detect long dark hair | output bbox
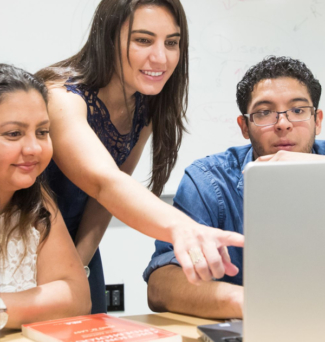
[36,0,189,196]
[0,64,53,263]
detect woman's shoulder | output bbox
[64,82,95,101]
[47,83,88,121]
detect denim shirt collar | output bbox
[237,146,254,194]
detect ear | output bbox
[237,115,250,139]
[315,109,323,136]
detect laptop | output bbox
[198,161,325,342]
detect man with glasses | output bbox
[143,56,324,319]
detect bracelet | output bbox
[0,298,8,330]
[84,266,90,278]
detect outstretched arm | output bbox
[48,87,244,285]
[74,121,152,266]
[2,199,91,329]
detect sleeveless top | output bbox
[46,84,149,236]
[0,215,39,293]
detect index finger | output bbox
[216,231,244,248]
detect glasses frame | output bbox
[243,106,316,127]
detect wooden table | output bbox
[0,312,221,342]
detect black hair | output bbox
[0,63,48,105]
[236,56,322,115]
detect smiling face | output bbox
[0,90,53,207]
[237,77,323,159]
[116,5,181,96]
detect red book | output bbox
[22,313,181,342]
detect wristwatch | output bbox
[0,297,8,330]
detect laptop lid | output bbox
[243,161,325,342]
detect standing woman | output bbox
[37,0,243,313]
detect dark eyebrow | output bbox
[0,121,28,128]
[166,32,181,38]
[131,30,181,38]
[0,119,50,128]
[289,97,310,104]
[251,97,311,112]
[251,100,273,111]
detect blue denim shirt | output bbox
[143,141,325,285]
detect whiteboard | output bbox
[1,0,325,194]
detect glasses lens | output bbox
[253,111,277,126]
[288,107,312,122]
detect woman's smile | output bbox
[12,161,39,172]
[140,69,166,81]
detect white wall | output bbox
[99,195,173,316]
[99,221,154,316]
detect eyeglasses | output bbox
[243,106,316,127]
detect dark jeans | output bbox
[88,248,107,314]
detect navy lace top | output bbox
[46,84,149,236]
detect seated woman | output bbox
[0,64,91,330]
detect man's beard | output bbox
[248,128,316,160]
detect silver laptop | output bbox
[198,161,325,342]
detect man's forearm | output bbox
[147,265,243,319]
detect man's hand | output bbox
[256,150,325,162]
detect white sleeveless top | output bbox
[0,216,40,293]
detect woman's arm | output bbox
[2,200,91,329]
[48,87,244,284]
[74,122,153,266]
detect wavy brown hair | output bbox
[36,0,189,196]
[0,64,53,264]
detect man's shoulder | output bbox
[314,140,325,155]
[187,144,252,174]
